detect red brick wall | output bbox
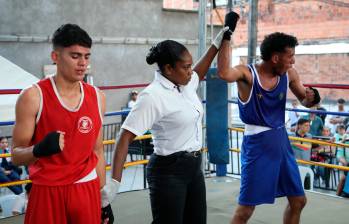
[292,53,349,101]
[164,0,349,45]
[232,0,349,46]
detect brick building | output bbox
[164,0,349,101]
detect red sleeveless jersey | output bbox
[29,77,101,186]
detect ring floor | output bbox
[1,176,348,224]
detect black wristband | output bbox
[222,30,232,41]
[33,132,61,158]
[101,204,114,224]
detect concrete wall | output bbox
[0,0,217,118]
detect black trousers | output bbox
[146,151,207,224]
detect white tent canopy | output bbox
[0,55,39,122]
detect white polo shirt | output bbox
[122,70,203,156]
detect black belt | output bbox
[156,150,202,158]
[186,150,201,157]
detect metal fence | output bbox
[2,123,349,195]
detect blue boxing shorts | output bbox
[238,127,304,206]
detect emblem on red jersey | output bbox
[78,116,93,133]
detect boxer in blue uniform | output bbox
[217,12,320,224]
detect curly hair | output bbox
[260,32,298,61]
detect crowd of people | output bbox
[286,98,349,197]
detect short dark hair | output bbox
[146,40,188,73]
[337,98,345,104]
[297,118,310,126]
[260,32,298,61]
[337,124,346,130]
[52,24,92,49]
[0,136,7,142]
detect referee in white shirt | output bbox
[105,28,230,224]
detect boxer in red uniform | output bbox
[11,24,113,223]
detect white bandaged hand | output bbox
[212,26,230,49]
[101,178,121,207]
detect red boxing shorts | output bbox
[25,178,101,224]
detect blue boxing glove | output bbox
[32,131,63,157]
[223,11,240,41]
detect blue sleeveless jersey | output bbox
[238,64,288,128]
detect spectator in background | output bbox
[320,126,333,138]
[290,118,312,162]
[302,109,323,136]
[311,126,335,188]
[287,99,300,132]
[127,90,138,109]
[12,183,32,216]
[336,130,349,197]
[315,101,327,124]
[329,98,346,134]
[0,137,22,177]
[0,137,9,154]
[334,124,346,142]
[312,126,335,161]
[0,167,22,195]
[343,116,349,131]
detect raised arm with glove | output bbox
[222,11,240,41]
[212,11,240,49]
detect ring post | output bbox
[206,68,229,176]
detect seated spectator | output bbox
[127,90,138,109]
[289,118,314,189]
[344,117,349,132]
[301,109,323,137]
[329,98,346,134]
[316,101,327,124]
[290,118,312,162]
[311,126,335,188]
[334,125,346,142]
[0,136,10,154]
[312,126,335,162]
[0,167,23,195]
[12,183,32,216]
[336,133,349,196]
[0,137,22,177]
